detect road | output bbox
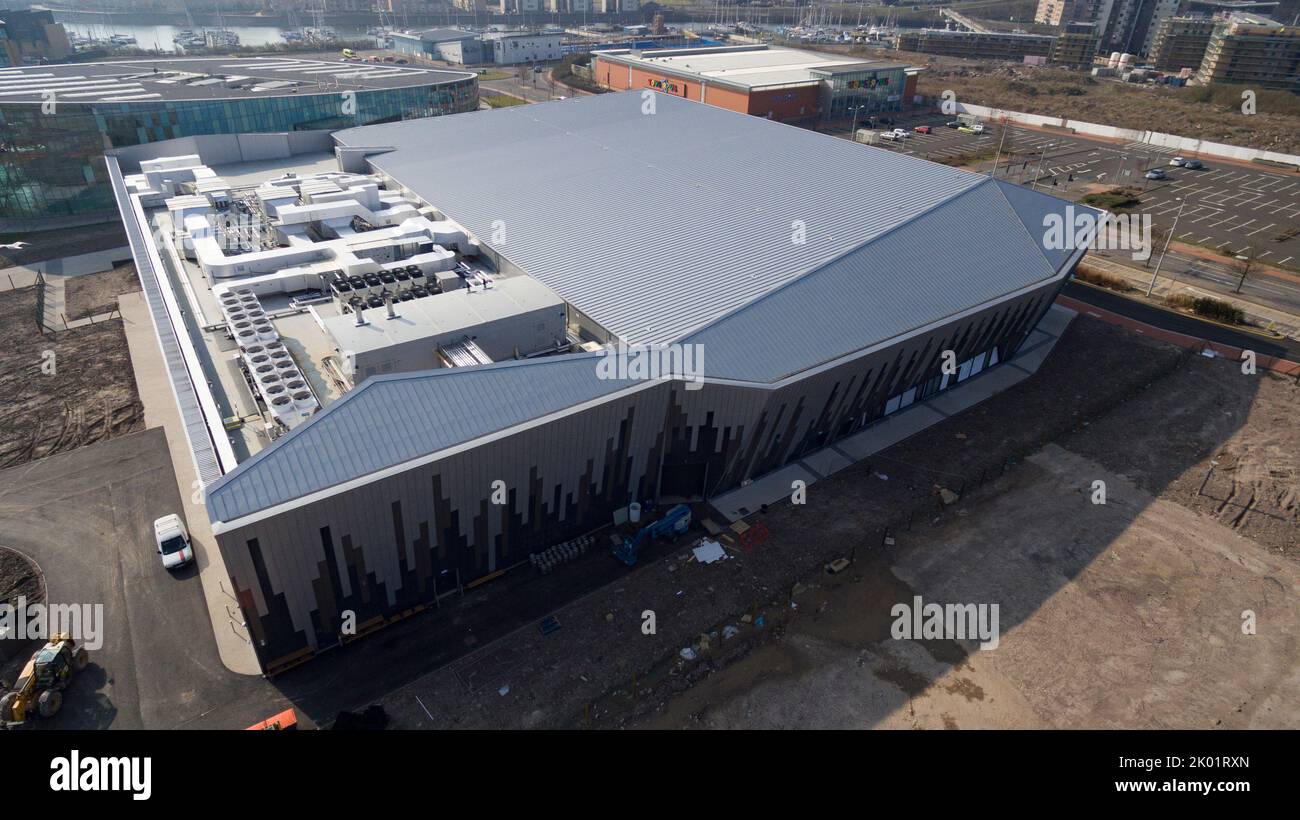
[1061,280,1300,363]
[1094,246,1300,315]
[480,69,566,104]
[0,428,270,729]
[857,114,1300,274]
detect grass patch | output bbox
[1074,263,1132,293]
[483,94,527,108]
[931,150,996,168]
[1081,187,1141,211]
[477,70,511,81]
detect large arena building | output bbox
[0,57,477,227]
[110,90,1090,673]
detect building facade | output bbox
[0,8,70,66]
[0,58,477,226]
[897,28,1056,61]
[390,28,487,64]
[1050,22,1102,65]
[594,45,913,125]
[1194,13,1300,89]
[484,32,565,64]
[1149,15,1217,71]
[1035,0,1187,55]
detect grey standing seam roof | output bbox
[336,91,988,345]
[205,354,640,523]
[208,96,1090,524]
[685,179,1083,382]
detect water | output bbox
[58,21,374,53]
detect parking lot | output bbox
[853,114,1300,275]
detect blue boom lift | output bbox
[612,504,691,567]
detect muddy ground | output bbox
[0,546,44,665]
[825,41,1300,154]
[365,315,1298,729]
[0,287,144,470]
[64,264,141,321]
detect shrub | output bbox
[1190,297,1244,324]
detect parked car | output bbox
[153,514,194,570]
[533,65,543,73]
[957,126,975,134]
[1145,168,1167,180]
[946,120,963,128]
[880,130,904,141]
[971,122,986,134]
[1169,156,1187,167]
[1182,159,1204,170]
[914,125,932,134]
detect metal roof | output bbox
[685,179,1081,382]
[206,96,1089,522]
[396,28,481,43]
[599,45,902,89]
[205,353,643,523]
[0,57,473,104]
[336,91,986,345]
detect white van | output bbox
[154,514,194,570]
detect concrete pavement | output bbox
[1083,253,1300,340]
[118,289,262,676]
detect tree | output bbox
[1232,246,1258,293]
[1146,224,1171,270]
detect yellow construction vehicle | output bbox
[0,633,88,727]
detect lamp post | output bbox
[850,102,865,137]
[1146,197,1184,297]
[1031,142,1053,190]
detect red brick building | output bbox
[593,44,917,125]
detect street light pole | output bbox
[1146,197,1184,297]
[1031,142,1052,190]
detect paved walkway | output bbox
[118,289,263,676]
[1082,254,1300,339]
[709,304,1077,522]
[1057,292,1300,376]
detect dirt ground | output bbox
[0,286,144,470]
[912,64,1300,154]
[64,263,141,320]
[363,315,1298,729]
[639,441,1299,729]
[0,545,43,614]
[0,546,44,665]
[824,39,1300,154]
